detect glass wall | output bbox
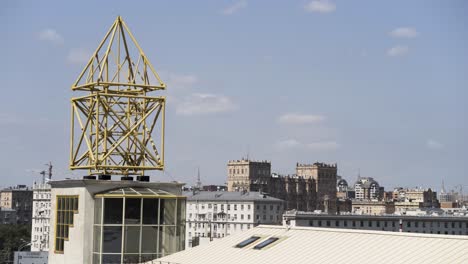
[93,196,185,264]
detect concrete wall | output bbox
[48,187,95,264]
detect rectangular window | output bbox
[55,195,79,253]
[253,237,279,250]
[235,236,260,248]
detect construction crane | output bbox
[38,162,53,184]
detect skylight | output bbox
[253,237,279,250]
[235,236,261,248]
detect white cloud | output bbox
[162,72,198,88]
[67,49,92,64]
[278,113,326,125]
[222,0,247,15]
[275,139,301,149]
[306,141,340,151]
[427,139,444,150]
[389,27,419,38]
[176,93,238,115]
[37,28,64,45]
[304,0,336,13]
[387,45,409,57]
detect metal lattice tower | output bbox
[70,16,165,177]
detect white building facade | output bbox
[185,191,284,248]
[31,183,52,252]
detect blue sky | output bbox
[1,0,467,192]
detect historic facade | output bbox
[227,159,337,212]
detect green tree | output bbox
[0,224,31,264]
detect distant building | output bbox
[227,159,337,212]
[336,176,355,199]
[31,182,52,252]
[154,225,468,264]
[185,191,284,248]
[283,211,468,236]
[351,200,395,215]
[354,177,383,201]
[0,208,16,224]
[227,159,271,192]
[393,188,439,213]
[0,185,33,224]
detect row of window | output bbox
[228,168,269,175]
[308,219,468,231]
[189,222,252,230]
[190,213,280,222]
[188,223,253,238]
[189,203,281,212]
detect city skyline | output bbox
[1,0,467,189]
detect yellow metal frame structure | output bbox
[70,16,166,176]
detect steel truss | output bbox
[70,16,166,176]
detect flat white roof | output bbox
[154,225,468,264]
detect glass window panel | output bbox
[57,198,62,210]
[104,198,123,224]
[140,254,158,263]
[253,237,280,250]
[103,226,123,253]
[64,226,69,238]
[162,226,176,256]
[125,198,141,225]
[157,226,163,255]
[177,199,186,226]
[142,199,159,225]
[69,211,74,225]
[163,199,176,225]
[176,223,185,252]
[64,198,69,211]
[123,254,140,263]
[94,198,102,225]
[124,226,140,253]
[159,199,165,224]
[74,197,79,211]
[141,226,158,253]
[102,254,121,263]
[93,226,101,253]
[235,236,261,248]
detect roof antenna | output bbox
[196,167,202,191]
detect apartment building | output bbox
[185,191,284,248]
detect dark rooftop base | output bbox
[83,175,96,180]
[98,175,112,180]
[121,176,134,181]
[137,176,150,182]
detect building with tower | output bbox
[227,159,337,212]
[47,17,187,264]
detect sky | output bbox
[1,0,467,192]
